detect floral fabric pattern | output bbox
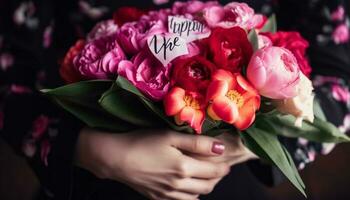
[0,0,349,199]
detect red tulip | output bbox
[206,70,260,130]
[164,87,206,133]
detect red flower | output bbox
[164,87,206,133]
[113,7,147,26]
[207,70,260,130]
[207,27,253,73]
[263,31,312,77]
[171,56,217,94]
[59,39,86,83]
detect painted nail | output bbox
[212,141,225,154]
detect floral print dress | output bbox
[0,0,349,199]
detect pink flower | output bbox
[332,24,349,44]
[32,115,50,140]
[257,34,272,49]
[117,19,166,55]
[203,2,263,30]
[153,0,169,5]
[118,49,170,101]
[331,6,345,21]
[73,35,126,79]
[43,24,53,48]
[87,20,118,42]
[0,53,14,70]
[10,84,32,94]
[172,1,219,15]
[332,84,350,102]
[40,140,51,166]
[247,46,301,99]
[144,9,172,23]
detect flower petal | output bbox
[206,80,229,101]
[179,107,205,133]
[164,87,186,116]
[234,98,258,130]
[212,69,236,87]
[211,96,239,124]
[207,104,221,121]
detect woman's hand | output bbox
[75,128,230,200]
[189,133,257,166]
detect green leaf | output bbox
[42,80,134,132]
[241,128,306,197]
[99,84,161,127]
[42,80,112,98]
[52,96,133,132]
[116,76,144,97]
[248,29,259,51]
[116,76,194,133]
[141,97,194,133]
[256,113,350,143]
[261,14,277,33]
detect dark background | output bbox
[1,137,350,200]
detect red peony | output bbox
[171,56,217,94]
[59,39,86,83]
[207,27,253,73]
[263,31,312,77]
[113,7,147,26]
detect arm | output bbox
[75,128,230,200]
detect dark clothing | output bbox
[0,0,349,199]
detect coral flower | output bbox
[164,87,206,133]
[207,70,260,130]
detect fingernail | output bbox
[212,142,225,154]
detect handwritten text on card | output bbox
[147,34,188,66]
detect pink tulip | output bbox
[247,46,301,99]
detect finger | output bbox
[178,157,230,179]
[172,134,225,156]
[159,191,199,200]
[174,178,222,195]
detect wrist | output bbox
[74,128,129,179]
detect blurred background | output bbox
[1,137,350,200]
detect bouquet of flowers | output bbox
[43,1,350,196]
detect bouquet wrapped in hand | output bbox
[43,1,350,196]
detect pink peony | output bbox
[172,1,219,15]
[117,19,166,55]
[203,2,263,30]
[73,35,126,79]
[332,24,349,44]
[118,49,171,101]
[257,34,272,49]
[87,20,118,42]
[247,46,301,99]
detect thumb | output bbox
[172,133,225,156]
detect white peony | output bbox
[274,73,315,127]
